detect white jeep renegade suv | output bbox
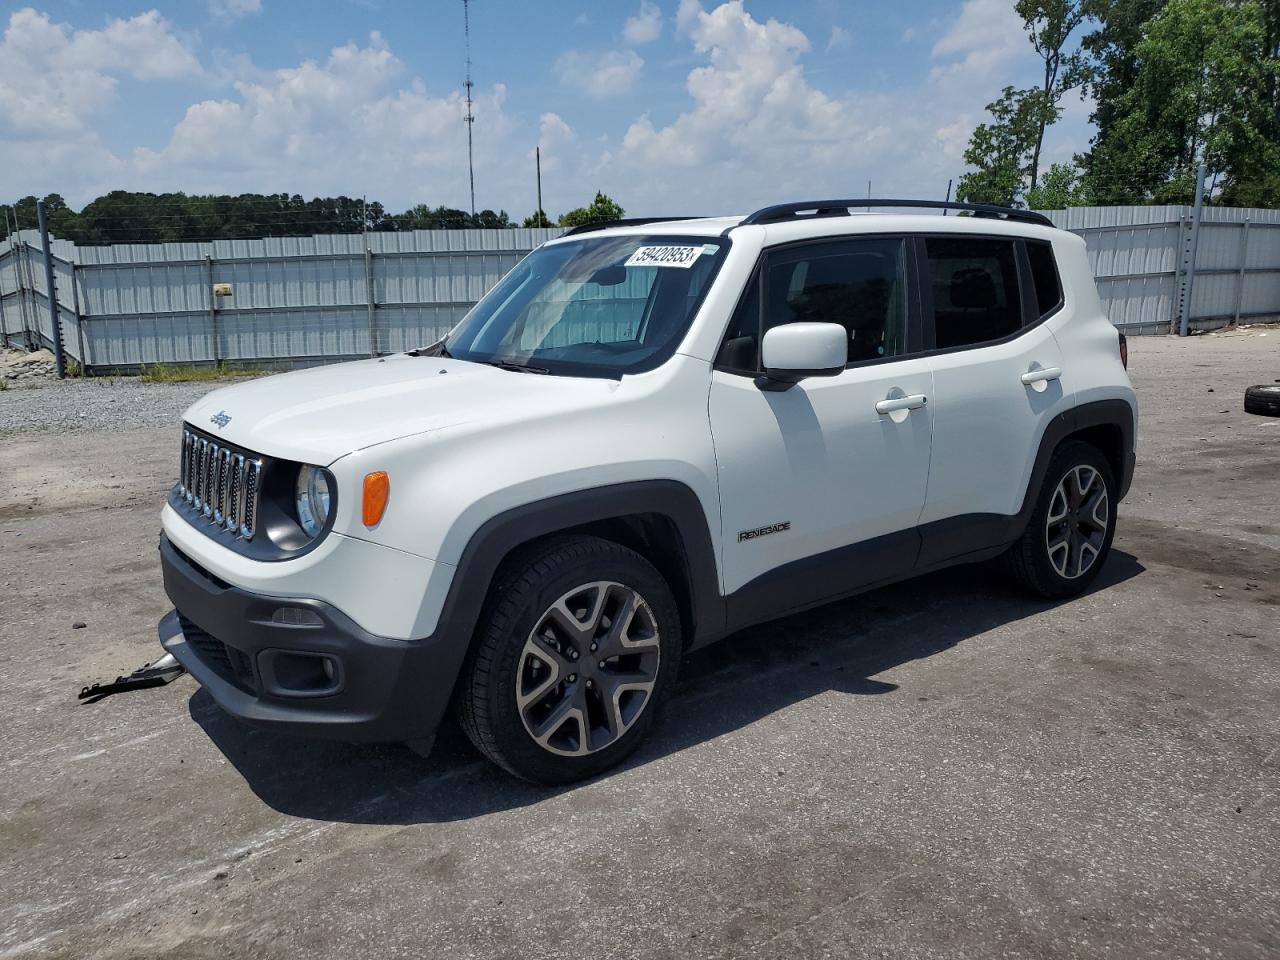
[158,199,1137,783]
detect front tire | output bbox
[456,535,681,784]
[1006,441,1117,599]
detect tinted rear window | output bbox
[924,237,1021,349]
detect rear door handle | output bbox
[1021,367,1062,385]
[875,394,928,414]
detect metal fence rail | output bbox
[2,207,1277,372]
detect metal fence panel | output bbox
[3,213,1277,369]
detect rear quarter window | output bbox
[1026,241,1063,318]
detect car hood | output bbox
[182,354,619,465]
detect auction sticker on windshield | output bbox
[625,245,702,268]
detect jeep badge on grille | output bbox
[210,411,232,429]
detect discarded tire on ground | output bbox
[1244,384,1280,417]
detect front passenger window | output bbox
[767,239,907,364]
[716,237,909,372]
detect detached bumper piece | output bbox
[157,534,457,742]
[78,653,187,703]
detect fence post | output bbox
[71,262,88,375]
[0,243,8,346]
[1178,162,1207,337]
[36,200,66,378]
[365,244,376,357]
[1232,219,1250,327]
[206,254,220,368]
[17,237,34,350]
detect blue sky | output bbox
[0,1,1094,220]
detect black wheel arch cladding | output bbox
[433,480,726,652]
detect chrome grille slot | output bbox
[184,433,196,505]
[178,426,265,541]
[202,442,217,518]
[179,431,190,498]
[195,438,209,511]
[226,454,243,531]
[215,447,232,524]
[242,459,261,538]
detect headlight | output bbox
[294,465,332,538]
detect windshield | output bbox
[442,234,730,378]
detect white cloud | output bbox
[623,1,663,44]
[580,0,1046,213]
[902,26,917,42]
[826,25,850,51]
[0,7,200,134]
[554,49,644,97]
[609,0,887,208]
[209,0,263,19]
[2,1,1076,223]
[930,0,1026,83]
[935,118,974,161]
[130,32,518,209]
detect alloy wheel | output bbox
[1045,464,1110,579]
[515,581,661,756]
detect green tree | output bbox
[1080,0,1280,204]
[6,191,525,243]
[1016,0,1088,190]
[1025,161,1087,208]
[521,209,553,227]
[1078,0,1169,200]
[956,87,1046,206]
[470,209,513,229]
[558,191,625,227]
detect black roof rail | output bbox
[738,199,1054,228]
[560,217,703,237]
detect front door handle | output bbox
[875,394,928,414]
[1021,367,1062,385]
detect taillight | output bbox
[1118,332,1128,370]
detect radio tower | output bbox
[463,0,476,217]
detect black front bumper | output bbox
[158,534,464,743]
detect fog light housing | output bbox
[259,650,342,697]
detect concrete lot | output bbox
[1,333,1277,959]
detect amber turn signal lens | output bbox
[362,471,390,527]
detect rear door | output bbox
[708,234,934,625]
[916,234,1072,566]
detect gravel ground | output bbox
[1,333,1278,960]
[0,378,236,433]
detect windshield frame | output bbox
[441,233,733,380]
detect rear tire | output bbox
[456,535,681,784]
[1005,441,1117,599]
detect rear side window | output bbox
[1026,240,1063,317]
[924,237,1021,349]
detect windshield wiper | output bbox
[478,359,551,375]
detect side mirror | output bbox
[759,322,846,389]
